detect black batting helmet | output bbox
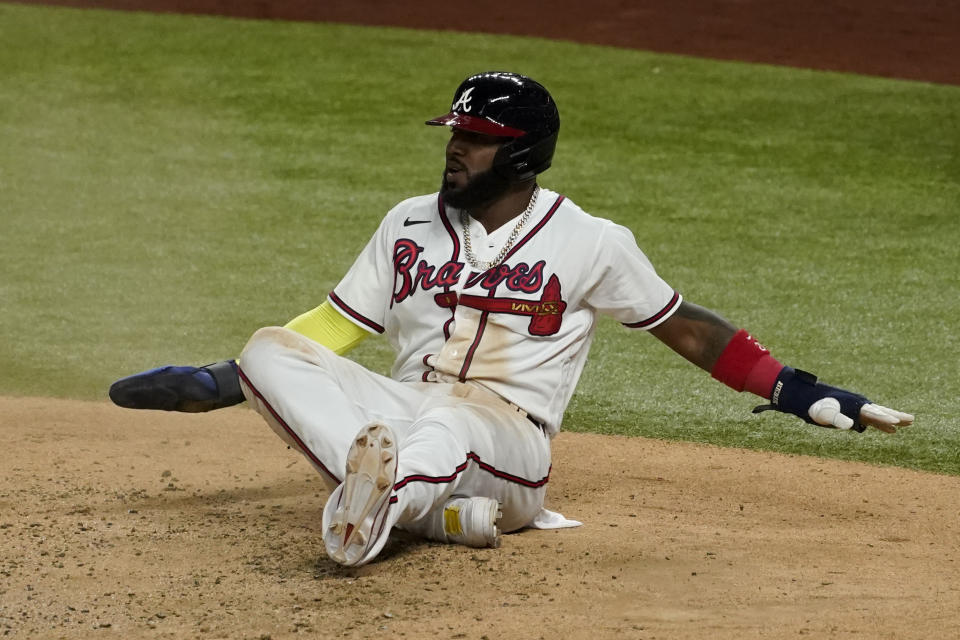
[426,71,560,182]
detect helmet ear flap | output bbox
[492,143,530,182]
[493,131,558,182]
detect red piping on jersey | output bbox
[329,291,385,334]
[462,194,565,288]
[438,196,461,259]
[500,193,564,264]
[389,451,551,503]
[458,286,495,380]
[622,290,682,328]
[237,366,341,486]
[438,195,460,341]
[455,193,566,380]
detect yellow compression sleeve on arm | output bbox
[284,300,370,355]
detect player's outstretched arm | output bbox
[649,301,914,433]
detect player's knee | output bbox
[241,325,280,360]
[240,326,341,383]
[239,326,297,380]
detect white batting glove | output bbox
[809,398,915,433]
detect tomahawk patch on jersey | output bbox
[330,188,681,434]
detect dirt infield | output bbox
[3,396,959,639]
[4,2,960,638]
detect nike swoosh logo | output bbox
[403,218,431,227]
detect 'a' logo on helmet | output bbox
[451,87,474,113]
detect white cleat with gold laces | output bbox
[438,496,502,549]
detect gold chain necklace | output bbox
[460,186,540,271]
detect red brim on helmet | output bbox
[425,112,526,138]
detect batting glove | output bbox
[753,367,914,433]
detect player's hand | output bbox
[754,367,914,434]
[109,360,244,412]
[808,397,915,433]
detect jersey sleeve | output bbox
[584,222,681,329]
[328,212,397,334]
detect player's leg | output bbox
[321,387,550,566]
[240,328,550,566]
[322,420,400,565]
[376,384,551,546]
[237,326,426,490]
[322,396,549,566]
[399,404,548,529]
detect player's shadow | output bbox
[119,481,322,511]
[104,482,467,576]
[104,481,521,577]
[300,529,439,578]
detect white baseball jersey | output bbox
[329,188,682,435]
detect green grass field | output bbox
[1,4,957,473]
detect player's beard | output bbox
[440,167,512,211]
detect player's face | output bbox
[440,128,512,209]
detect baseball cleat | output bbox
[440,496,503,549]
[322,422,398,566]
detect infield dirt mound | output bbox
[1,395,958,639]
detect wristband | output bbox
[711,329,784,397]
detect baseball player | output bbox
[111,71,913,567]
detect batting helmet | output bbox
[426,71,560,182]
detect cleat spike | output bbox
[322,423,399,567]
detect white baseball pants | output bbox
[236,326,551,535]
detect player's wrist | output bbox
[204,360,244,408]
[710,329,784,397]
